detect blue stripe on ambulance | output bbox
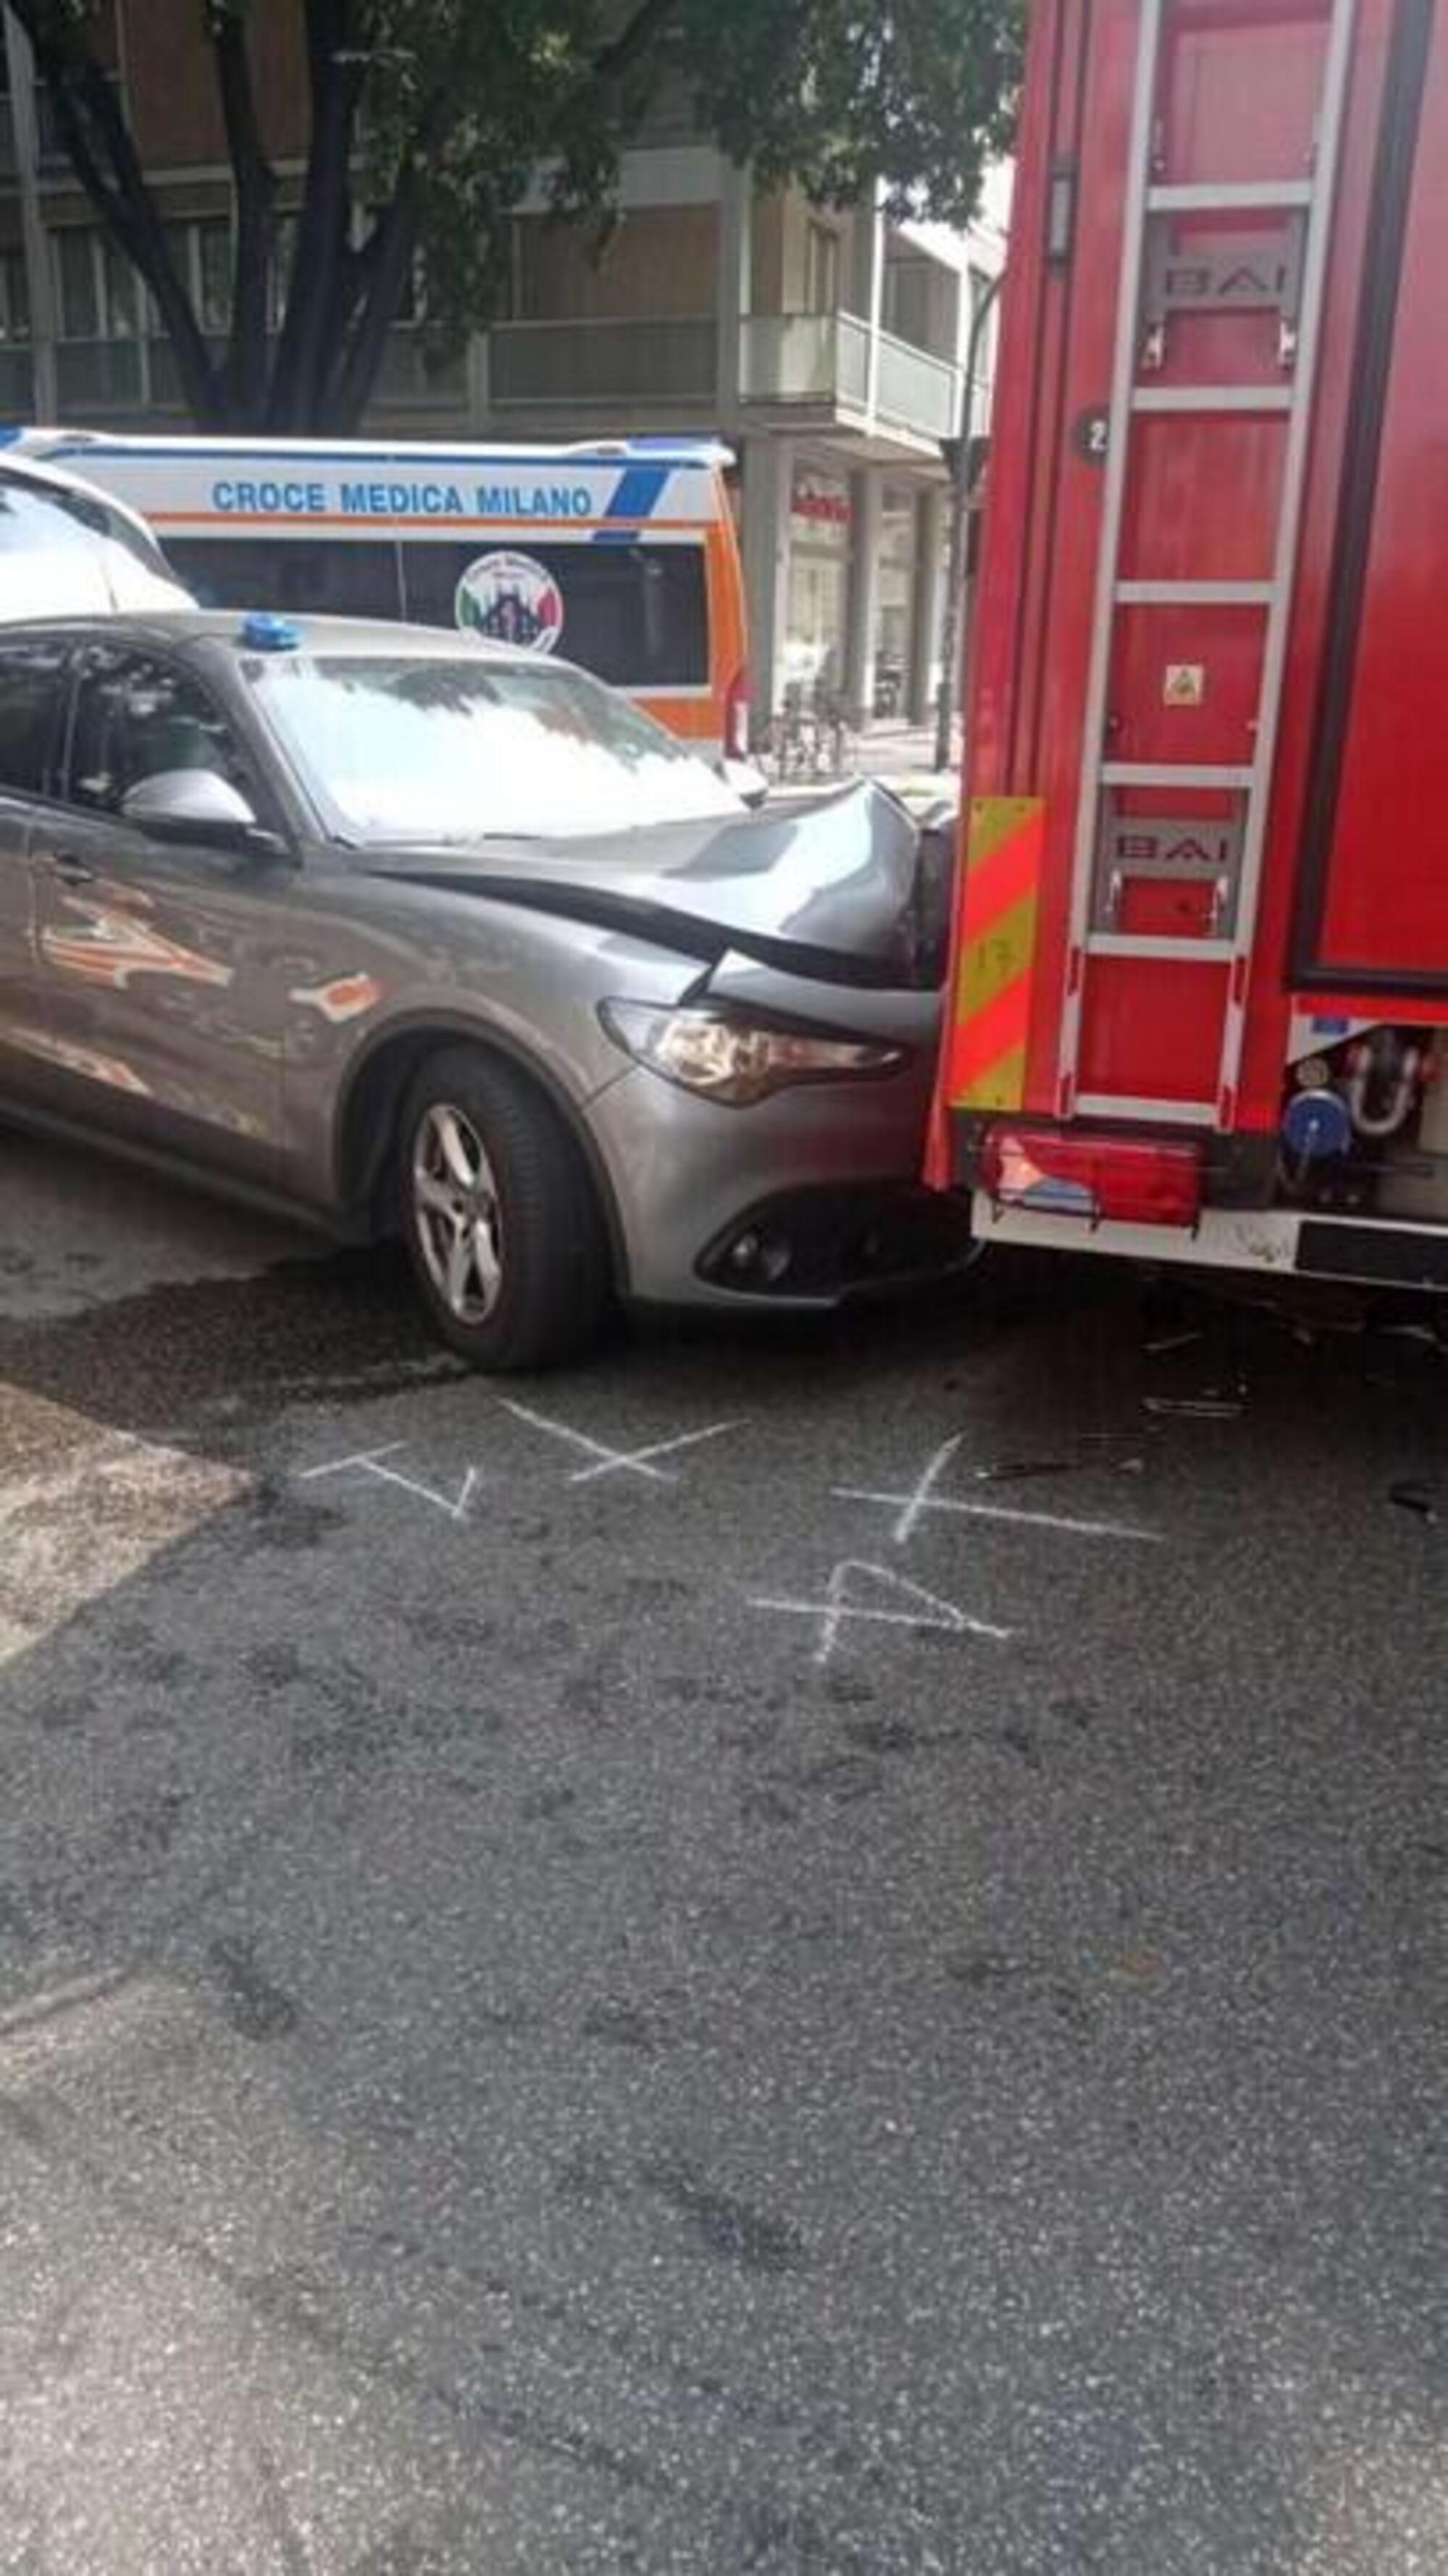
[591,463,672,542]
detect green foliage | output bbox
[674,0,1023,227]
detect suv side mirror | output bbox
[120,768,285,858]
[720,755,769,810]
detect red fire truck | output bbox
[930,0,1448,1293]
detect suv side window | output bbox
[0,642,70,799]
[68,649,253,816]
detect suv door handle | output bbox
[43,851,97,887]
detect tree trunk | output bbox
[212,12,277,426]
[267,0,363,429]
[321,172,424,432]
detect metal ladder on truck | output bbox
[1056,0,1357,1129]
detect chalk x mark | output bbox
[885,1433,965,1542]
[835,1432,1159,1544]
[836,1483,1161,1544]
[299,1442,481,1524]
[500,1399,744,1485]
[752,1558,1013,1667]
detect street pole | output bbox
[933,266,1002,774]
[4,11,58,421]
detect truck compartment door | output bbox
[1291,0,1448,990]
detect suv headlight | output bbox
[599,1001,906,1108]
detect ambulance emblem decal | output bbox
[455,550,564,652]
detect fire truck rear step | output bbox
[1130,384,1295,413]
[1145,180,1315,213]
[1115,581,1276,605]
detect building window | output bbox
[0,44,16,185]
[0,249,30,346]
[197,219,232,336]
[803,221,839,316]
[268,214,298,332]
[53,226,147,342]
[160,218,235,339]
[104,239,139,340]
[785,466,852,700]
[55,229,101,339]
[51,224,143,404]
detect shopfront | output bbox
[781,462,851,701]
[875,481,921,720]
[736,437,952,736]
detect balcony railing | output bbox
[145,332,228,411]
[42,326,462,418]
[875,329,961,440]
[56,338,143,408]
[741,311,870,410]
[741,310,961,441]
[371,329,466,404]
[489,314,717,407]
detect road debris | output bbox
[1142,1396,1245,1420]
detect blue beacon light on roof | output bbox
[240,612,300,652]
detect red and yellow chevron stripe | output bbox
[946,796,1045,1111]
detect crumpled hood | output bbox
[361,778,943,988]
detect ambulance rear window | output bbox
[399,539,707,690]
[164,535,403,621]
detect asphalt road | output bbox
[0,1130,1443,2575]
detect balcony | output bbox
[489,314,717,409]
[741,311,961,445]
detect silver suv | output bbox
[0,611,957,1367]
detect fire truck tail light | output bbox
[980,1125,1203,1228]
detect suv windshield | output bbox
[244,652,740,843]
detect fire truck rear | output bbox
[930,0,1448,1292]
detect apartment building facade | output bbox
[0,2,1005,735]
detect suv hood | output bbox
[361,778,946,990]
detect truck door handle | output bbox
[46,852,97,887]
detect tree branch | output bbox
[208,4,277,421]
[323,166,423,431]
[8,1,219,421]
[594,0,683,82]
[268,0,366,426]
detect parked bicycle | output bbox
[759,681,855,785]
